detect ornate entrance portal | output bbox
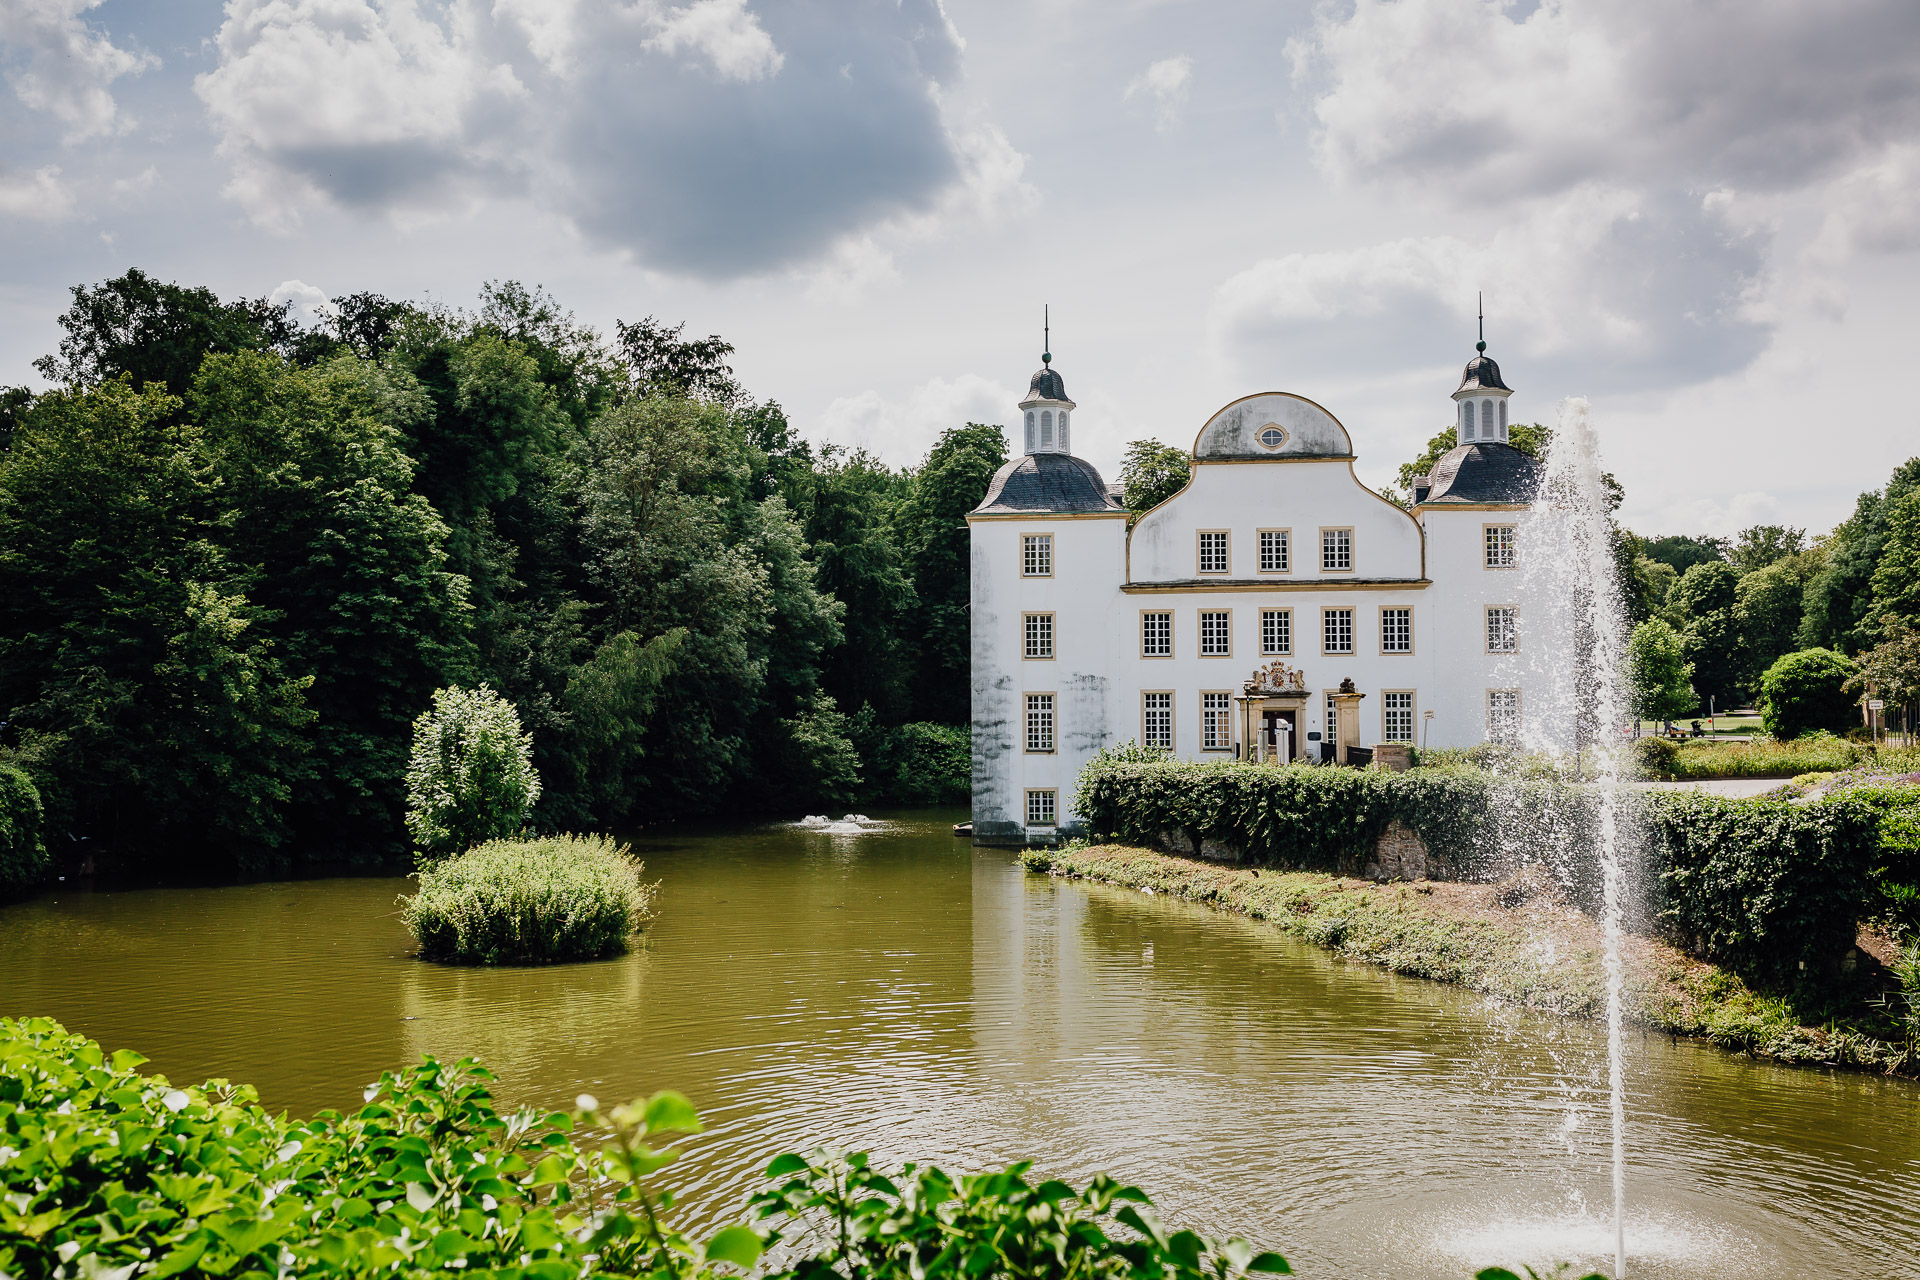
[1239,660,1311,763]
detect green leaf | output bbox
[764,1152,809,1177]
[642,1090,701,1135]
[109,1049,149,1072]
[1247,1253,1292,1275]
[702,1225,764,1269]
[531,1154,572,1187]
[1474,1270,1526,1280]
[146,1238,210,1280]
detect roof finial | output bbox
[1043,304,1051,366]
[1476,292,1486,354]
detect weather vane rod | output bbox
[1043,305,1051,366]
[1476,292,1486,353]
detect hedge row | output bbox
[1073,753,1879,983]
[0,761,46,896]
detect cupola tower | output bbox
[1019,307,1077,455]
[1452,294,1513,444]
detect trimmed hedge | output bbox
[1645,792,1877,983]
[401,833,653,964]
[0,761,47,896]
[1075,753,1880,983]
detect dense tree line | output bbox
[0,271,1003,871]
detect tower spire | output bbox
[1476,292,1486,354]
[1043,305,1051,366]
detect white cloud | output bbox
[813,373,1014,467]
[644,0,783,82]
[269,279,333,327]
[190,0,1010,277]
[0,0,157,141]
[1125,55,1191,133]
[1808,144,1920,265]
[0,164,74,219]
[1662,491,1783,541]
[1289,0,1920,203]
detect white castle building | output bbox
[966,337,1543,843]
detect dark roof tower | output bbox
[1413,296,1540,505]
[973,307,1124,515]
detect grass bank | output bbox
[1026,842,1917,1076]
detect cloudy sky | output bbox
[4,0,1919,537]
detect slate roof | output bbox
[1455,354,1511,393]
[1026,365,1068,401]
[972,452,1125,515]
[1419,441,1541,506]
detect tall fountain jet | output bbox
[1515,396,1634,1277]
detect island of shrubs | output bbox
[399,685,653,965]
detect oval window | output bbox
[1258,426,1286,450]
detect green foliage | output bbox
[1728,524,1807,574]
[1759,648,1859,740]
[405,686,542,861]
[1871,486,1920,634]
[0,378,314,867]
[1119,439,1191,515]
[750,1151,1290,1280]
[1648,792,1878,984]
[401,834,652,963]
[0,761,47,894]
[1670,560,1748,707]
[1628,618,1697,719]
[1656,733,1891,779]
[2,1021,1291,1280]
[1630,736,1680,779]
[1798,456,1920,653]
[1642,533,1728,575]
[898,424,1008,725]
[764,693,864,811]
[857,720,972,806]
[1734,552,1820,678]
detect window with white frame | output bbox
[1381,607,1412,654]
[1484,525,1516,568]
[1259,529,1290,572]
[1325,693,1338,746]
[1023,613,1054,659]
[1200,610,1232,656]
[1487,688,1521,744]
[1323,607,1354,654]
[1202,692,1232,751]
[1025,693,1055,753]
[1486,606,1519,653]
[1141,611,1172,657]
[1143,692,1172,749]
[1022,534,1052,577]
[1026,789,1057,826]
[1383,691,1414,742]
[1260,608,1292,655]
[1198,531,1229,574]
[1321,528,1352,571]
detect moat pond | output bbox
[4,812,1918,1278]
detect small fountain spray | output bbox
[1514,396,1633,1277]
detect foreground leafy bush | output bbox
[405,684,542,862]
[1825,775,1920,930]
[0,761,47,895]
[0,1019,1296,1280]
[402,834,653,964]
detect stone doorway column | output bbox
[1330,679,1365,765]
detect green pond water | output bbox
[3,811,1918,1278]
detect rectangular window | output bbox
[1025,789,1057,826]
[1022,534,1053,577]
[1325,693,1339,747]
[1023,612,1054,660]
[1484,525,1516,569]
[1380,607,1412,654]
[1260,608,1292,655]
[1486,606,1519,653]
[1025,693,1055,753]
[1323,607,1354,654]
[1200,609,1232,656]
[1321,527,1353,572]
[1258,528,1291,573]
[1142,692,1173,749]
[1202,692,1232,751]
[1141,611,1173,657]
[1487,688,1521,745]
[1383,691,1414,743]
[1198,530,1230,574]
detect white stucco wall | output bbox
[1414,505,1530,749]
[968,513,1128,840]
